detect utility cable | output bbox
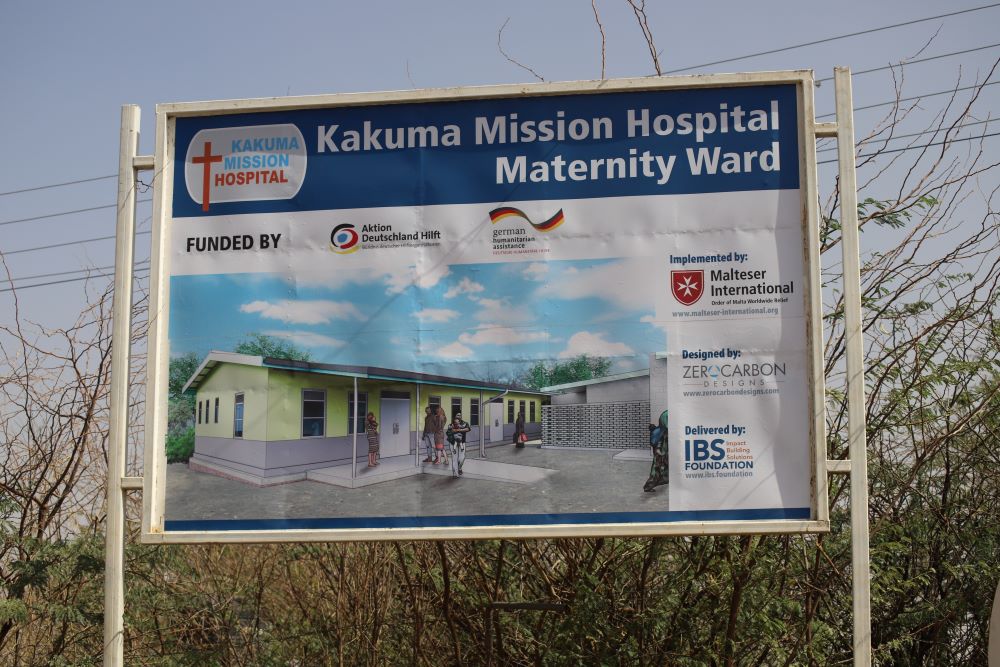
[0,270,150,294]
[816,42,1000,83]
[3,6,999,201]
[816,118,997,153]
[663,2,1000,74]
[0,260,151,284]
[816,129,1000,164]
[817,80,1000,119]
[0,174,116,198]
[2,230,152,256]
[0,198,152,227]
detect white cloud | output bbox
[262,330,346,348]
[444,277,485,299]
[544,258,654,310]
[435,341,474,359]
[472,296,533,323]
[415,308,460,323]
[384,263,451,294]
[240,299,364,324]
[558,331,635,359]
[522,263,549,281]
[458,326,549,346]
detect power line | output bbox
[2,7,997,205]
[0,198,152,227]
[663,2,1000,74]
[0,174,116,198]
[817,129,1000,164]
[0,260,151,285]
[2,230,152,256]
[817,80,1000,119]
[816,118,998,153]
[816,42,1000,83]
[0,270,150,295]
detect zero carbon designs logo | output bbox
[184,124,307,212]
[488,207,565,231]
[671,270,704,306]
[330,223,360,254]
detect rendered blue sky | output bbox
[170,257,663,378]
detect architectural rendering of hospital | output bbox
[183,351,546,487]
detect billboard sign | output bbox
[142,72,826,542]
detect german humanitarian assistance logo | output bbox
[671,270,704,306]
[488,206,565,231]
[330,223,360,254]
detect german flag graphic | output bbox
[488,206,565,231]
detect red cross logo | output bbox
[671,270,704,306]
[191,141,222,211]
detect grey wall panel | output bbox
[552,390,586,405]
[587,376,649,403]
[195,436,267,468]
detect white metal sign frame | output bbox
[106,68,871,665]
[136,70,830,544]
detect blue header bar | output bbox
[172,84,800,218]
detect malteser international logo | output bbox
[671,270,704,306]
[185,124,307,211]
[488,207,565,231]
[330,223,360,254]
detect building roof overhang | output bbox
[182,351,550,396]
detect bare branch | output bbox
[591,0,606,80]
[625,0,661,75]
[497,17,545,82]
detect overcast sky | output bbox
[2,1,998,329]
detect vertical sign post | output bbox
[834,67,872,666]
[104,105,140,667]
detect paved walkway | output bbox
[166,444,668,521]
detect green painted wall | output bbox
[194,363,269,441]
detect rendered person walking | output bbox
[644,409,669,492]
[446,412,472,477]
[513,409,526,448]
[366,412,380,468]
[421,406,436,463]
[433,405,448,465]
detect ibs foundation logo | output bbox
[671,270,704,306]
[184,124,307,212]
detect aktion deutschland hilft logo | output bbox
[330,223,360,254]
[671,270,704,306]
[488,207,565,231]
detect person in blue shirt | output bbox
[644,409,669,492]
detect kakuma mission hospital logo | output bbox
[184,124,307,212]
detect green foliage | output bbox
[234,332,311,361]
[168,352,201,399]
[166,426,196,463]
[518,354,612,389]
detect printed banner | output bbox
[158,79,820,536]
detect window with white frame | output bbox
[302,389,326,437]
[234,393,244,438]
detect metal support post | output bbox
[834,67,872,667]
[104,105,141,667]
[415,384,421,466]
[351,377,359,480]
